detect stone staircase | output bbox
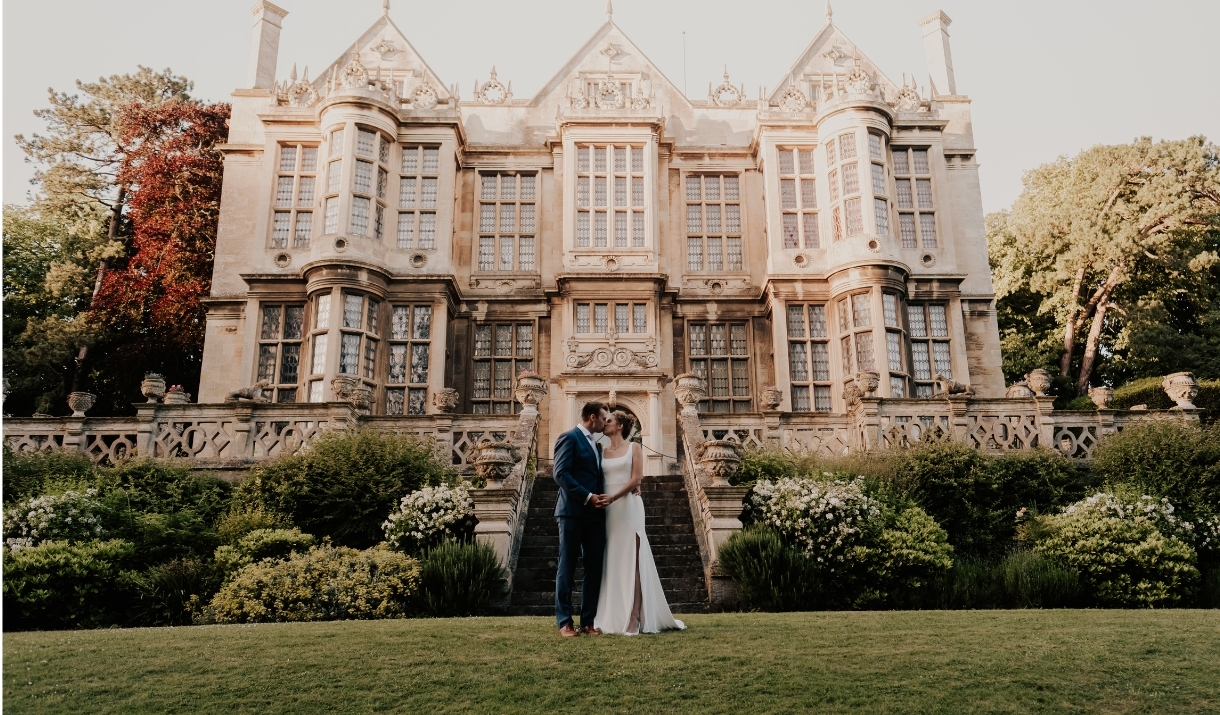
[507,469,708,616]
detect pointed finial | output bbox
[826,1,833,21]
[606,0,613,20]
[290,63,298,82]
[382,0,390,15]
[303,66,310,82]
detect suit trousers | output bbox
[555,515,606,628]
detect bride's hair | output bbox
[611,410,636,440]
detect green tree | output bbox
[989,137,1220,394]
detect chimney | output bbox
[918,10,956,96]
[247,1,289,90]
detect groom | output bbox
[552,401,610,637]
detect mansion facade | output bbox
[200,1,1003,472]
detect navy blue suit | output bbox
[552,426,606,629]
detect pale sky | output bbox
[4,0,1218,213]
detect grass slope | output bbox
[5,611,1219,714]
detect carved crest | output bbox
[340,53,369,89]
[711,69,743,107]
[411,82,439,109]
[476,66,510,104]
[778,83,808,112]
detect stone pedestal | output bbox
[470,487,520,576]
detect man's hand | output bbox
[591,494,611,508]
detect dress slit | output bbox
[627,534,643,634]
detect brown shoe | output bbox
[579,626,603,636]
[559,624,580,638]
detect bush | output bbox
[3,487,109,550]
[717,525,821,611]
[1032,492,1199,607]
[235,430,453,548]
[739,477,952,609]
[1091,422,1220,517]
[216,505,293,545]
[383,484,476,556]
[1,446,96,504]
[125,557,222,627]
[901,443,1080,560]
[2,539,135,630]
[94,459,231,523]
[204,544,420,623]
[1111,375,1220,423]
[415,540,509,617]
[214,528,315,577]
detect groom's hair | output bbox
[581,401,609,420]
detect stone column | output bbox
[135,403,159,459]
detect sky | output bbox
[4,0,1218,213]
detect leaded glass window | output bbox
[272,143,317,248]
[470,321,535,414]
[478,172,538,271]
[688,321,751,412]
[257,303,304,402]
[386,305,432,415]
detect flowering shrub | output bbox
[1033,491,1199,607]
[741,475,952,608]
[204,544,420,623]
[3,488,108,550]
[383,483,476,556]
[747,476,882,569]
[1196,513,1220,563]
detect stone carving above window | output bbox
[565,344,659,371]
[411,82,439,109]
[340,53,370,89]
[568,73,653,111]
[778,83,809,112]
[892,75,924,112]
[276,65,318,107]
[844,58,874,94]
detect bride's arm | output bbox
[609,443,645,503]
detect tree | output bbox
[7,68,228,415]
[989,137,1220,393]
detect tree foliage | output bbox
[4,67,228,415]
[989,137,1220,393]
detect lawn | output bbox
[4,610,1219,714]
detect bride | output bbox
[594,410,685,635]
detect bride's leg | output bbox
[627,534,643,634]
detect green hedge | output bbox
[3,539,136,630]
[415,541,509,617]
[1111,376,1220,422]
[1092,422,1220,517]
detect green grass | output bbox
[5,611,1219,714]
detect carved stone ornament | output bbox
[778,84,808,112]
[371,38,396,58]
[1088,386,1113,409]
[565,347,657,370]
[933,373,974,397]
[67,391,95,418]
[1024,369,1052,397]
[141,374,167,403]
[595,80,625,109]
[432,387,459,413]
[1162,371,1199,409]
[673,373,707,410]
[1005,381,1034,398]
[570,93,589,110]
[226,380,272,403]
[843,383,863,412]
[411,83,439,109]
[471,441,522,488]
[163,389,192,405]
[760,386,784,411]
[844,58,873,94]
[854,371,880,395]
[330,376,358,401]
[631,94,650,110]
[340,53,369,89]
[694,439,742,487]
[287,80,318,107]
[514,373,548,407]
[711,69,743,107]
[476,67,509,104]
[894,84,921,111]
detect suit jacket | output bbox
[552,427,605,519]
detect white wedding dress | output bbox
[595,445,685,635]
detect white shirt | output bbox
[576,423,602,503]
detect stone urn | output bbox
[163,390,192,405]
[331,376,358,402]
[1162,372,1199,409]
[141,374,166,403]
[1025,369,1052,397]
[432,387,459,413]
[854,371,880,396]
[760,386,784,411]
[1088,386,1113,409]
[695,439,742,487]
[672,373,707,412]
[471,441,522,488]
[350,385,374,412]
[514,372,548,410]
[66,391,95,417]
[1005,382,1034,398]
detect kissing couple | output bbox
[552,401,686,637]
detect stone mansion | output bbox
[199,1,1004,474]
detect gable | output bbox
[767,22,901,106]
[311,15,450,102]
